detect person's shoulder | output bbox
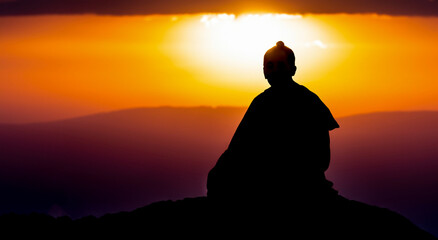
[246,87,275,109]
[253,87,271,100]
[261,87,273,94]
[299,85,340,130]
[296,84,322,101]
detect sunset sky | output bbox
[1,0,438,123]
[1,1,438,234]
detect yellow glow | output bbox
[197,13,303,65]
[165,13,345,89]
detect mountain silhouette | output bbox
[0,108,437,236]
[0,196,435,238]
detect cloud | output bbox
[305,40,327,49]
[0,0,437,16]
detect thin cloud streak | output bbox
[0,0,437,16]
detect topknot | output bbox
[276,41,285,48]
[264,41,295,67]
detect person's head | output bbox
[263,41,296,86]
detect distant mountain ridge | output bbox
[1,196,436,239]
[0,106,247,125]
[0,107,437,236]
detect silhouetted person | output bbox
[207,41,339,206]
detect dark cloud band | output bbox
[0,0,437,16]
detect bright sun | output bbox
[165,13,341,89]
[198,14,304,63]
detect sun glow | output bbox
[165,13,343,89]
[198,13,303,65]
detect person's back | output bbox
[203,42,436,240]
[207,41,339,206]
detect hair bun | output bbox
[276,41,285,47]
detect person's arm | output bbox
[308,90,336,171]
[319,130,331,171]
[228,94,263,150]
[307,129,331,172]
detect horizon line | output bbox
[1,106,438,125]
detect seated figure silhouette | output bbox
[204,41,436,239]
[207,41,339,206]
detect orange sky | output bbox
[1,14,437,123]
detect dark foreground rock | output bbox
[0,196,436,239]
